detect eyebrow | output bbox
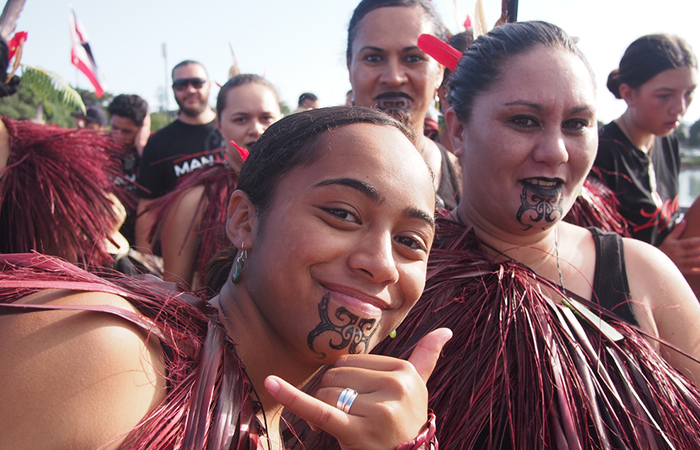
[357,45,421,53]
[314,178,435,228]
[653,86,697,93]
[503,100,594,115]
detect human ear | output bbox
[445,107,466,158]
[226,190,257,249]
[433,64,445,91]
[619,83,636,107]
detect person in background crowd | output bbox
[593,34,699,274]
[72,105,107,131]
[346,0,461,211]
[108,94,150,157]
[135,60,225,252]
[293,92,319,113]
[151,74,283,290]
[107,94,151,246]
[434,29,473,153]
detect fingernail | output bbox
[265,376,280,394]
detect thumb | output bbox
[669,219,687,240]
[407,327,452,383]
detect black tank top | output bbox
[589,227,638,327]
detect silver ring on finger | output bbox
[336,387,359,414]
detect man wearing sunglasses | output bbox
[135,60,225,251]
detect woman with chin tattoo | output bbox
[0,107,451,450]
[147,74,283,290]
[373,21,700,449]
[346,0,461,211]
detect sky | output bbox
[12,0,700,125]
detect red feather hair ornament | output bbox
[417,34,461,72]
[230,140,249,161]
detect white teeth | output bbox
[525,178,558,187]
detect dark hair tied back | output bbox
[216,74,279,118]
[447,21,589,123]
[608,34,697,99]
[347,0,447,63]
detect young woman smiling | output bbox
[0,107,450,449]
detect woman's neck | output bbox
[451,206,560,276]
[210,282,323,425]
[616,112,655,154]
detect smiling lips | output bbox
[322,284,389,318]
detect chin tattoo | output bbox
[307,293,379,359]
[375,98,411,123]
[516,184,563,230]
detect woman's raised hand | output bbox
[660,220,700,275]
[265,328,452,450]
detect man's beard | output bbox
[176,95,207,117]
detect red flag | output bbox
[69,9,105,98]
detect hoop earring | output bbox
[231,245,248,284]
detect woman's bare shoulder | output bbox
[0,289,167,449]
[622,236,700,383]
[164,184,206,223]
[621,237,692,302]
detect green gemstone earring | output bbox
[231,246,247,284]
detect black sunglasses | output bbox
[172,77,207,91]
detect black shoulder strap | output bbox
[590,228,638,326]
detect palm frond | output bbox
[19,65,85,113]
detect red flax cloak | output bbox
[0,253,265,449]
[0,117,133,269]
[374,218,700,449]
[565,175,631,237]
[147,160,239,288]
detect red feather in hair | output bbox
[231,140,249,161]
[417,34,462,72]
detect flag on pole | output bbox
[69,8,105,98]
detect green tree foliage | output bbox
[0,66,92,128]
[75,87,113,109]
[689,119,700,148]
[150,110,173,132]
[21,66,85,112]
[280,101,291,116]
[0,81,39,120]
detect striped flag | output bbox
[69,8,105,97]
